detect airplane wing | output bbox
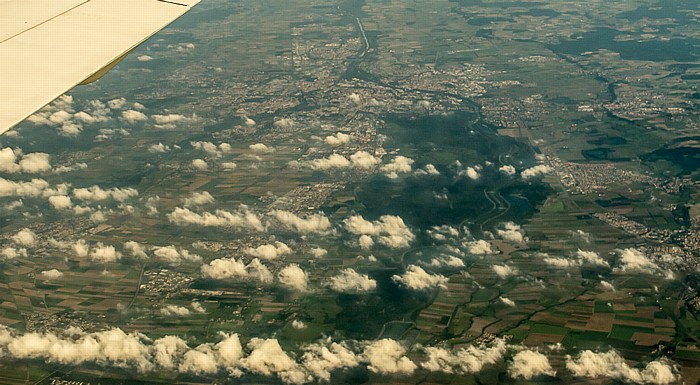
[0,0,200,135]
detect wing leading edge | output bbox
[0,0,200,135]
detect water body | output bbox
[548,28,700,62]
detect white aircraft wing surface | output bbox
[0,0,199,135]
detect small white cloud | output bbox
[415,164,440,176]
[380,156,414,179]
[160,305,190,317]
[183,191,215,207]
[392,265,448,290]
[328,268,377,293]
[325,133,351,146]
[270,210,331,234]
[121,110,148,124]
[244,242,292,260]
[249,143,274,153]
[566,350,678,384]
[278,264,309,292]
[201,257,272,283]
[521,164,552,179]
[466,240,493,255]
[137,55,153,62]
[167,206,264,231]
[48,195,73,209]
[148,143,171,153]
[496,222,524,243]
[12,229,37,247]
[492,264,518,279]
[508,350,556,379]
[191,302,206,313]
[191,159,208,171]
[291,320,306,330]
[575,249,609,267]
[344,215,415,249]
[499,297,516,307]
[222,162,237,170]
[309,247,327,258]
[614,248,665,275]
[89,243,122,263]
[153,246,201,264]
[422,338,506,374]
[363,339,416,375]
[499,165,516,175]
[40,269,64,279]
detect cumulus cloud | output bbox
[496,222,524,243]
[392,265,448,290]
[325,133,351,146]
[270,210,331,234]
[465,240,493,255]
[460,166,480,180]
[380,156,414,179]
[600,280,616,291]
[0,178,51,198]
[492,264,518,279]
[153,246,201,264]
[242,338,308,384]
[1,247,27,259]
[244,242,292,260]
[0,148,52,174]
[309,151,380,171]
[521,164,552,179]
[191,302,206,314]
[73,186,138,202]
[542,256,580,269]
[358,234,374,250]
[40,269,64,279]
[508,350,555,379]
[191,141,230,156]
[124,241,148,259]
[121,110,148,124]
[327,268,377,293]
[278,264,309,292]
[499,165,516,175]
[183,192,215,207]
[301,339,360,381]
[137,55,153,62]
[309,154,350,170]
[49,195,73,209]
[200,257,273,283]
[167,206,264,232]
[363,339,416,375]
[415,164,440,176]
[222,162,237,170]
[422,338,506,374]
[89,243,122,263]
[500,297,516,307]
[575,249,609,267]
[274,118,295,130]
[160,305,190,317]
[614,248,661,274]
[427,255,465,268]
[344,215,415,249]
[249,143,274,154]
[309,247,327,258]
[566,350,678,385]
[192,159,208,171]
[292,320,306,330]
[12,229,37,247]
[148,143,171,153]
[152,114,194,129]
